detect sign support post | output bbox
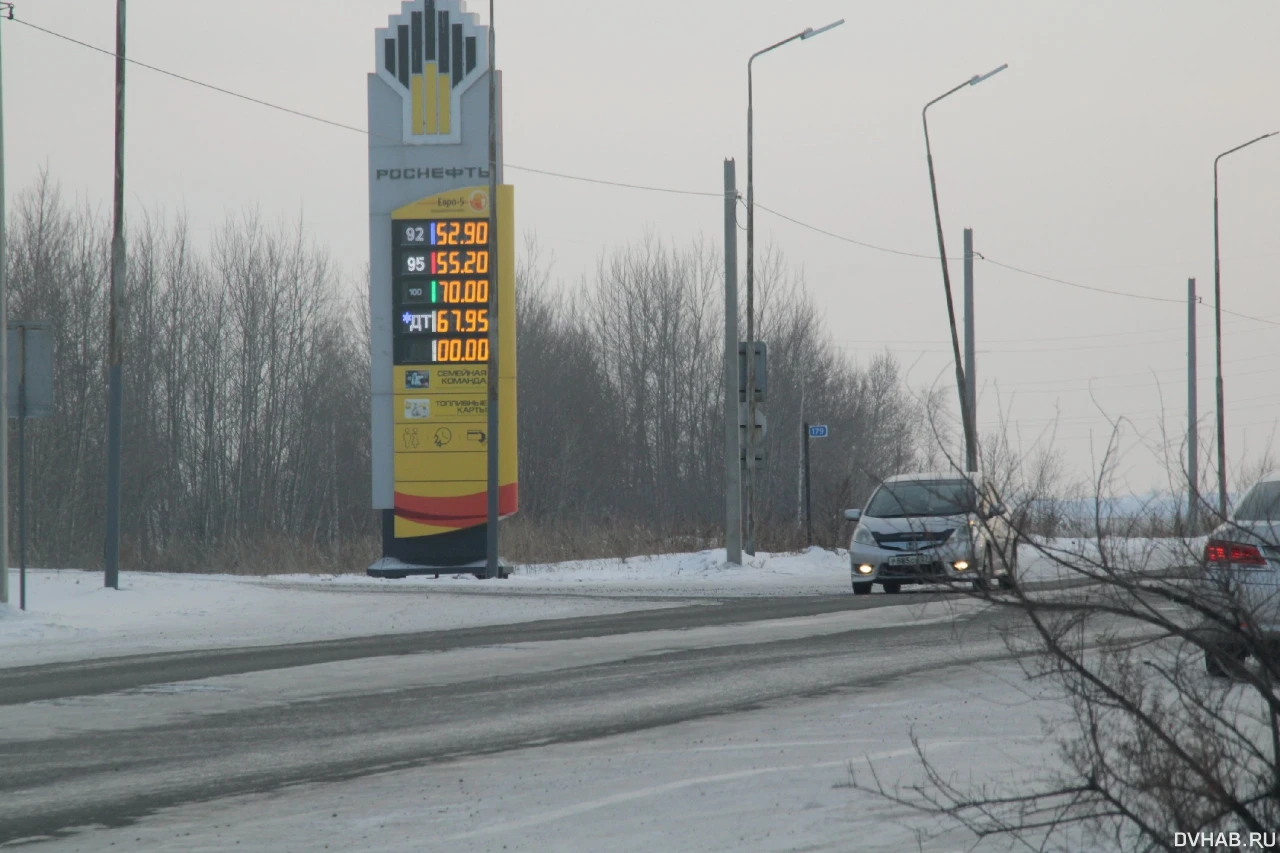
[6,321,53,610]
[802,421,811,547]
[483,0,499,579]
[804,424,827,547]
[0,2,10,607]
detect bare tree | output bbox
[847,416,1280,851]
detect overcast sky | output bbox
[5,1,1280,495]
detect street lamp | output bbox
[922,63,1007,474]
[744,18,843,555]
[1213,130,1278,518]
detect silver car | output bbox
[1199,474,1280,676]
[844,473,1017,595]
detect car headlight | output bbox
[853,525,875,546]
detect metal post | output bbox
[963,227,976,472]
[723,159,741,565]
[920,66,1005,477]
[803,421,812,547]
[484,0,499,579]
[796,382,804,526]
[0,3,10,607]
[103,0,126,590]
[1213,164,1226,519]
[744,61,757,557]
[923,103,973,475]
[742,23,842,556]
[1213,131,1278,519]
[17,325,23,610]
[1188,277,1198,533]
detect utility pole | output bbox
[0,2,11,606]
[743,20,842,557]
[723,159,741,565]
[1188,278,1198,533]
[483,0,499,580]
[922,66,1005,477]
[103,0,126,590]
[1213,131,1278,518]
[796,382,804,526]
[802,421,812,547]
[963,227,976,473]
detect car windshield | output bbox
[1235,481,1280,522]
[865,480,977,519]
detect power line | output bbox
[13,12,1280,331]
[975,256,1185,306]
[505,163,719,198]
[7,15,722,200]
[752,196,1280,327]
[749,199,948,261]
[9,17,382,140]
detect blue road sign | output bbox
[808,425,828,438]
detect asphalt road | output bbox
[0,592,1014,846]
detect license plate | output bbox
[888,553,929,566]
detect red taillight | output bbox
[1205,538,1267,566]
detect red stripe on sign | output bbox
[395,484,519,529]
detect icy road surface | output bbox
[0,543,1190,851]
[0,591,1044,851]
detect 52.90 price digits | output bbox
[401,221,489,246]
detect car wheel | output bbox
[881,581,901,594]
[1205,645,1247,678]
[972,577,989,592]
[852,581,872,596]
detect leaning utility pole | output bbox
[963,227,976,473]
[723,159,741,565]
[1188,277,1198,532]
[0,3,11,605]
[103,0,126,590]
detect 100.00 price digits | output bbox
[433,338,489,363]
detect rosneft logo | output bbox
[376,0,489,145]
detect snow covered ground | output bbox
[0,538,1197,667]
[1,540,1209,851]
[15,647,1062,853]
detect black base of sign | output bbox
[371,509,504,576]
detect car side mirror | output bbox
[985,503,1006,519]
[843,509,862,522]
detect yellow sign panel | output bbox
[396,422,490,454]
[394,365,488,394]
[393,396,489,424]
[390,185,517,538]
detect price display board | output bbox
[394,219,494,365]
[388,186,519,545]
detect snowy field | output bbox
[0,538,1196,667]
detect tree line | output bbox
[6,175,932,570]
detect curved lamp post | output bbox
[922,63,1007,474]
[1213,131,1278,517]
[743,18,843,555]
